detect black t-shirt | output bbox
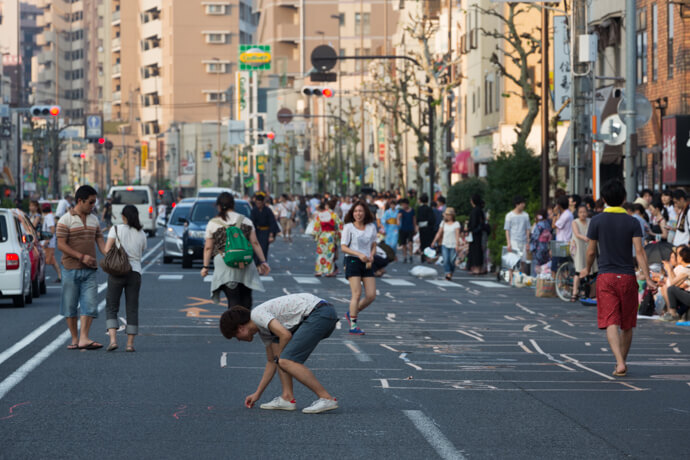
[587,212,643,275]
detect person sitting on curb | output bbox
[220,293,339,414]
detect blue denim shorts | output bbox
[281,302,339,364]
[60,268,99,318]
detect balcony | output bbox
[141,18,161,40]
[141,105,159,123]
[277,23,299,43]
[141,47,162,67]
[37,50,53,65]
[141,0,162,12]
[111,9,120,24]
[112,37,121,51]
[112,63,121,76]
[112,91,122,103]
[141,76,161,95]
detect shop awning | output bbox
[453,150,472,174]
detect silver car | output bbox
[162,203,193,264]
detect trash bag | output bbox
[409,265,438,278]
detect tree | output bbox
[477,2,542,149]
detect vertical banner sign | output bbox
[236,71,249,121]
[662,117,677,184]
[141,142,149,168]
[256,155,266,173]
[553,16,571,120]
[377,123,386,162]
[241,154,249,175]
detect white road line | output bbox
[562,320,575,327]
[517,341,533,354]
[338,278,350,285]
[329,296,350,304]
[282,288,291,295]
[0,316,63,367]
[585,342,591,346]
[220,352,227,368]
[260,276,274,282]
[386,313,396,323]
[294,276,320,284]
[381,278,415,286]
[467,299,476,305]
[504,316,518,321]
[543,325,577,340]
[560,354,615,381]
[343,340,372,362]
[158,275,183,281]
[600,348,608,352]
[470,280,506,288]
[456,330,485,342]
[673,347,681,354]
[452,299,462,305]
[335,321,342,330]
[426,280,462,288]
[203,275,213,282]
[379,379,390,389]
[523,324,537,332]
[557,364,575,371]
[670,343,677,347]
[516,303,535,315]
[406,362,423,370]
[402,410,466,460]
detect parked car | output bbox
[14,209,47,298]
[162,202,193,264]
[108,185,157,237]
[181,198,251,268]
[0,209,36,307]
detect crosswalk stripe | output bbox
[470,280,506,288]
[293,276,321,285]
[158,275,183,281]
[203,275,213,283]
[338,278,350,285]
[260,276,274,282]
[426,280,463,287]
[381,278,415,286]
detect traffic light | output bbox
[257,132,275,140]
[0,117,11,139]
[30,105,61,117]
[302,86,334,97]
[98,137,105,145]
[80,152,86,159]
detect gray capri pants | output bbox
[281,302,339,364]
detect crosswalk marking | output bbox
[158,275,183,281]
[426,280,463,287]
[260,276,274,282]
[203,275,213,283]
[338,278,350,285]
[381,278,415,286]
[470,280,506,289]
[293,276,321,285]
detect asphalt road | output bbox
[1,231,689,459]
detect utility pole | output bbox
[569,0,589,196]
[623,0,637,201]
[540,6,550,209]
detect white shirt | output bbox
[251,293,323,346]
[441,221,460,248]
[108,224,147,273]
[504,210,531,244]
[673,207,689,246]
[42,212,57,248]
[55,199,70,218]
[342,222,377,257]
[340,202,353,216]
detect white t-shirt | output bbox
[55,199,70,218]
[504,210,531,244]
[342,222,377,257]
[204,212,254,240]
[441,221,460,248]
[108,224,147,273]
[673,208,689,246]
[251,293,323,345]
[42,212,57,248]
[340,202,353,216]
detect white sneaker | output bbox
[302,398,338,414]
[259,396,297,411]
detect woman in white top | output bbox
[104,205,147,352]
[341,201,377,335]
[41,203,61,282]
[431,207,461,280]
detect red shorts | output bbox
[596,273,639,330]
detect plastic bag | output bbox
[409,265,438,278]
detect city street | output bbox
[1,234,689,459]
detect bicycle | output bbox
[552,241,597,304]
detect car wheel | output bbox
[40,278,47,295]
[32,277,40,298]
[13,294,25,308]
[163,255,173,264]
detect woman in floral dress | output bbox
[313,200,342,277]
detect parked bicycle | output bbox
[552,241,597,304]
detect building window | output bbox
[205,61,230,73]
[204,32,230,44]
[205,4,229,15]
[354,48,370,72]
[651,3,658,81]
[204,91,227,102]
[668,3,674,79]
[495,72,501,112]
[637,8,648,84]
[484,74,493,115]
[355,13,371,35]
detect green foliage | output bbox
[485,144,541,268]
[447,177,488,218]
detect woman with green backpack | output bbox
[201,193,271,308]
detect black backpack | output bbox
[638,289,655,316]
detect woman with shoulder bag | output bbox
[105,205,147,352]
[341,201,377,335]
[201,192,270,309]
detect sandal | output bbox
[570,294,579,302]
[126,346,135,353]
[612,367,627,377]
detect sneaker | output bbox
[349,326,365,335]
[661,312,679,322]
[259,396,296,411]
[344,311,351,323]
[302,398,338,414]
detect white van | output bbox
[197,187,241,199]
[108,185,157,236]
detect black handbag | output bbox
[99,226,132,277]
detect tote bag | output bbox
[100,226,132,277]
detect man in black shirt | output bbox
[581,180,655,377]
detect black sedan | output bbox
[181,199,252,268]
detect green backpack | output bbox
[222,220,254,268]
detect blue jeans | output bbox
[442,246,457,275]
[60,268,99,318]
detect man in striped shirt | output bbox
[56,185,107,350]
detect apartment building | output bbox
[110,0,257,188]
[33,0,106,122]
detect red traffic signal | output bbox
[30,105,62,117]
[267,132,275,140]
[98,137,105,145]
[80,152,86,159]
[322,88,333,98]
[49,106,61,116]
[158,190,165,196]
[302,86,333,97]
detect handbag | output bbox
[466,232,474,243]
[99,226,132,276]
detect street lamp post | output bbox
[330,13,343,194]
[212,57,223,186]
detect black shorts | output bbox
[398,230,414,245]
[345,256,375,279]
